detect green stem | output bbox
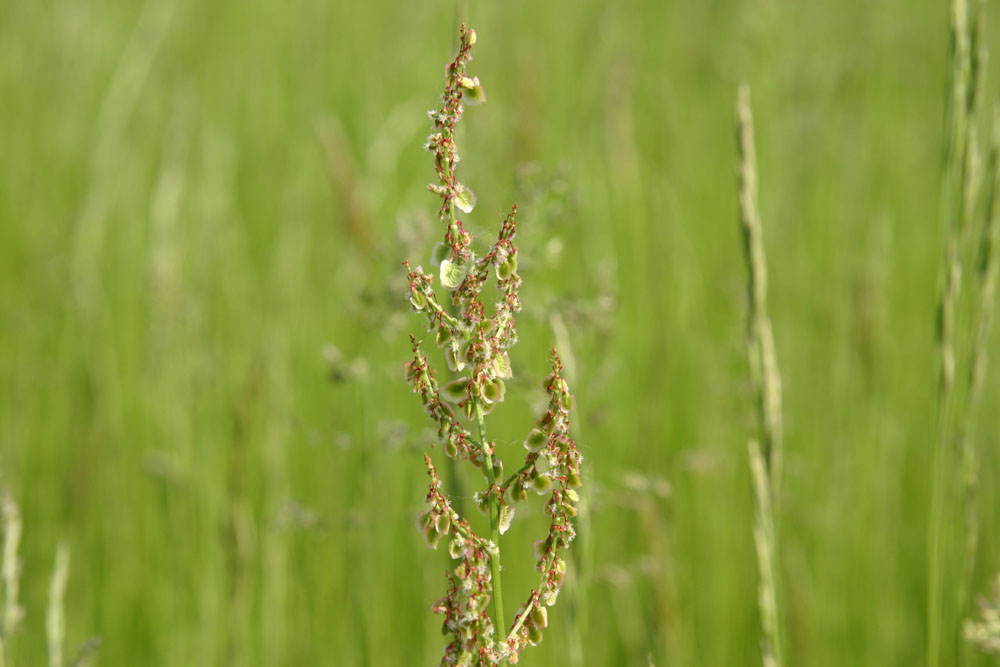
[501,461,534,491]
[474,399,506,656]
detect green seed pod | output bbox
[409,290,428,311]
[564,504,578,518]
[532,474,552,494]
[542,587,558,607]
[441,377,469,403]
[495,259,514,280]
[435,326,452,348]
[445,343,467,373]
[455,184,477,213]
[482,378,505,404]
[459,77,487,106]
[424,523,443,549]
[516,485,529,502]
[499,504,515,535]
[527,623,543,646]
[448,538,465,560]
[566,470,582,487]
[434,512,451,535]
[561,393,576,411]
[530,605,548,629]
[492,352,512,379]
[534,454,552,475]
[524,428,547,453]
[440,258,468,291]
[565,488,580,503]
[430,241,449,268]
[444,437,459,460]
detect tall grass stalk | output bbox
[961,101,1000,658]
[46,543,70,667]
[736,83,785,667]
[0,491,22,667]
[928,0,997,662]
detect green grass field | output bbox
[3,0,1000,664]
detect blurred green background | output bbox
[3,0,1000,664]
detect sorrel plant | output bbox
[403,25,583,666]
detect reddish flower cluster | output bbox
[404,24,582,667]
[404,335,478,463]
[503,351,582,658]
[420,456,501,665]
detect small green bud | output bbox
[561,393,576,411]
[445,437,459,460]
[530,605,548,629]
[565,488,580,503]
[434,512,451,535]
[524,428,547,453]
[516,485,529,502]
[527,623,543,646]
[440,258,468,291]
[566,470,582,487]
[441,377,469,403]
[455,184,477,213]
[467,28,477,45]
